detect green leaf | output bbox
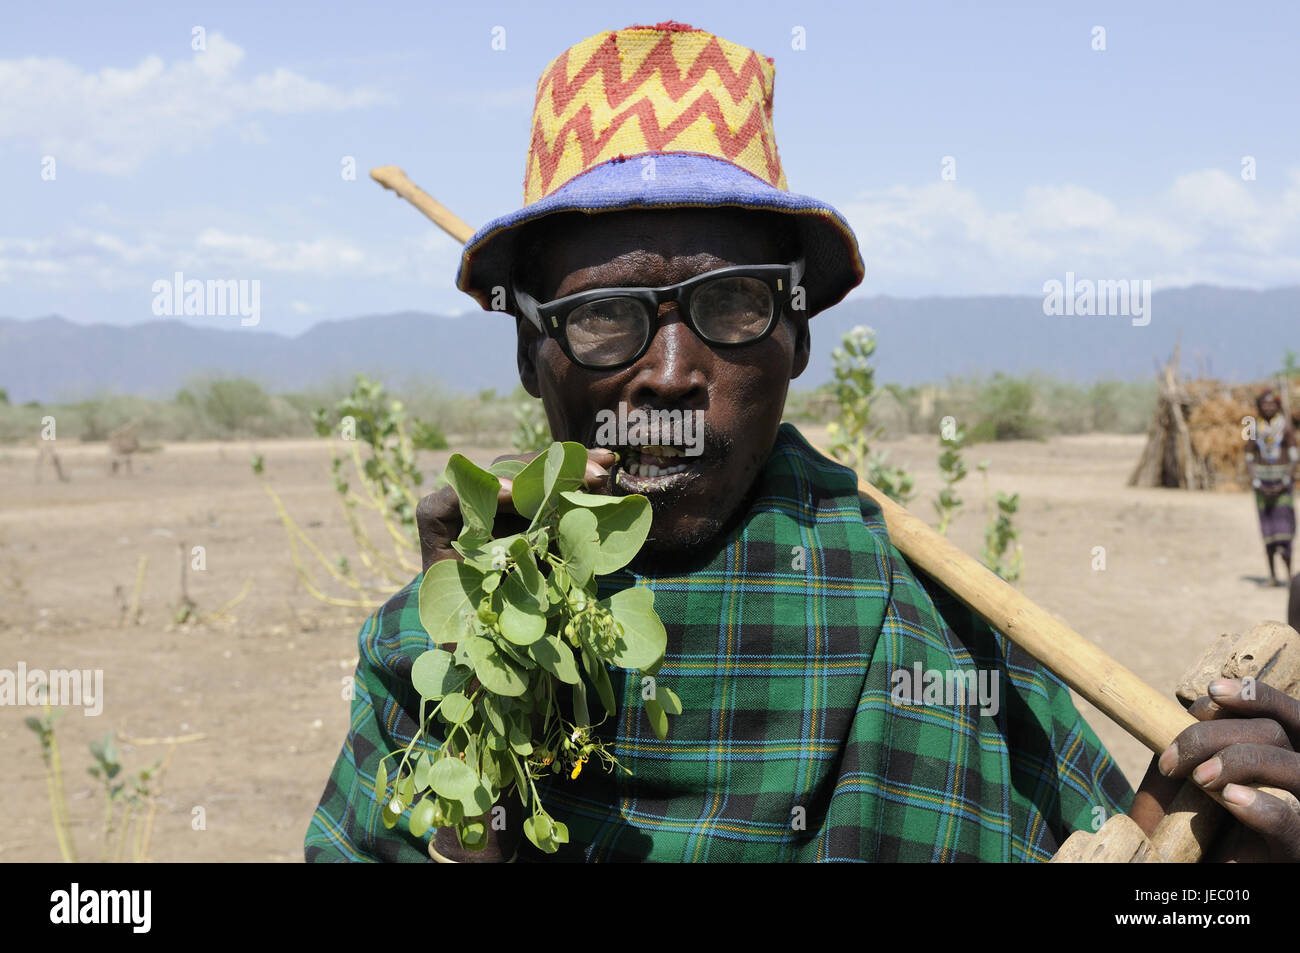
[412,752,433,791]
[530,635,580,684]
[438,692,474,724]
[591,496,653,574]
[418,559,486,644]
[601,586,667,670]
[645,697,668,741]
[659,686,682,716]
[499,596,547,646]
[466,637,528,696]
[480,695,507,736]
[410,797,436,838]
[459,821,487,848]
[507,537,547,606]
[430,756,479,803]
[572,679,590,727]
[557,507,599,587]
[592,661,617,718]
[488,458,527,480]
[374,761,389,804]
[524,816,558,853]
[444,453,501,543]
[508,725,533,755]
[465,783,495,816]
[495,637,537,670]
[559,490,624,508]
[381,797,401,830]
[457,533,523,573]
[532,814,552,841]
[411,649,468,701]
[485,730,507,751]
[551,820,569,845]
[509,452,549,520]
[545,442,588,497]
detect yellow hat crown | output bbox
[523,23,788,204]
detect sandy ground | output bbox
[0,427,1291,862]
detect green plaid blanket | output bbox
[305,423,1132,862]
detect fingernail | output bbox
[1158,743,1178,776]
[1209,679,1240,698]
[1192,757,1221,786]
[1223,783,1255,807]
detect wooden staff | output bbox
[369,163,1294,857]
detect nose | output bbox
[627,303,709,410]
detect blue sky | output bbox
[1,0,1297,336]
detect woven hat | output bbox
[455,22,864,318]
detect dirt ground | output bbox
[0,427,1292,862]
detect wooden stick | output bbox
[371,166,474,245]
[856,480,1197,752]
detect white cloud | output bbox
[841,167,1300,295]
[0,34,385,174]
[0,221,463,291]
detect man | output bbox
[306,23,1300,862]
[1247,389,1298,586]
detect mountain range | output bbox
[2,284,1296,403]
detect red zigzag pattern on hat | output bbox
[537,32,773,112]
[527,32,782,197]
[527,96,781,197]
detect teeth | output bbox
[622,460,690,479]
[641,445,684,458]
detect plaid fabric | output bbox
[305,423,1132,862]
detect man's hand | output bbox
[415,447,616,571]
[1156,678,1300,861]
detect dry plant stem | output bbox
[344,438,420,554]
[42,701,76,863]
[337,446,419,573]
[203,577,254,623]
[127,555,146,626]
[258,479,385,608]
[120,733,204,862]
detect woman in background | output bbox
[1247,389,1298,586]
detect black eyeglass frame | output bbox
[512,259,807,371]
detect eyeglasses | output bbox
[513,260,806,371]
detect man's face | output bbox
[515,208,810,557]
[1261,396,1281,419]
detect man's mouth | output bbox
[612,445,703,493]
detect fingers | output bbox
[1194,678,1300,748]
[1157,717,1293,778]
[1189,743,1300,794]
[1216,784,1300,862]
[585,448,615,489]
[416,485,464,571]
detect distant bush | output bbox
[788,372,1156,442]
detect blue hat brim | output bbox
[456,153,864,318]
